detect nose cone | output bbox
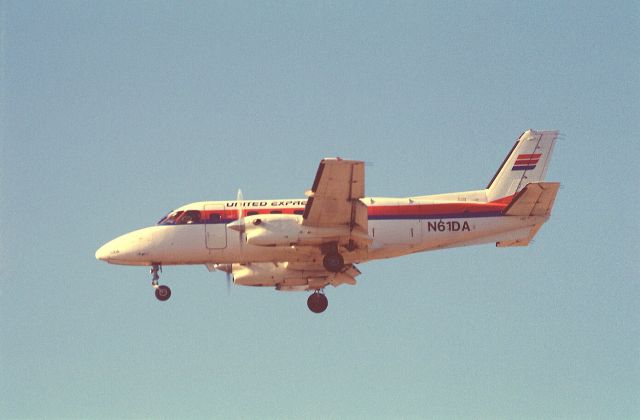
[95,243,110,261]
[95,237,122,262]
[95,227,156,265]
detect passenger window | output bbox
[209,213,221,222]
[247,211,258,216]
[293,210,304,215]
[177,210,201,224]
[270,210,282,214]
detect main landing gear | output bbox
[151,264,171,301]
[307,291,329,313]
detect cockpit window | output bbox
[176,210,201,225]
[157,212,171,225]
[157,210,183,225]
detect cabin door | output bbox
[205,204,227,249]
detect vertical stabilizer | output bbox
[486,130,558,202]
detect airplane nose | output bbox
[95,242,111,261]
[95,227,156,264]
[95,236,122,262]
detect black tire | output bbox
[307,292,329,313]
[322,253,344,273]
[155,285,172,301]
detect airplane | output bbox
[96,129,560,313]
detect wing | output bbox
[302,158,368,247]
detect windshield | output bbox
[157,210,183,225]
[176,210,201,224]
[157,209,204,225]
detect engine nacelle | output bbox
[233,263,313,287]
[231,262,358,289]
[242,214,368,247]
[244,214,302,247]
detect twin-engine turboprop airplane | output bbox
[96,129,560,313]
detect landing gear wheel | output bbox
[307,292,328,313]
[150,263,170,301]
[322,253,344,273]
[155,285,172,301]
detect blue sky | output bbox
[1,1,638,418]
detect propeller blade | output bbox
[237,189,243,220]
[237,189,245,250]
[214,264,233,294]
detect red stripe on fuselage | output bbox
[367,201,507,218]
[197,196,513,222]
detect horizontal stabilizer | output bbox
[503,182,560,217]
[496,223,542,247]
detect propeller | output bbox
[227,189,246,236]
[213,263,233,295]
[236,189,244,240]
[226,270,232,294]
[224,189,245,294]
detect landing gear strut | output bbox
[307,291,328,313]
[150,264,171,301]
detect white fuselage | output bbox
[95,193,545,269]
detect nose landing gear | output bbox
[150,264,171,302]
[307,291,329,313]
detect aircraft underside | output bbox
[100,211,551,312]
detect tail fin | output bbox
[486,130,558,202]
